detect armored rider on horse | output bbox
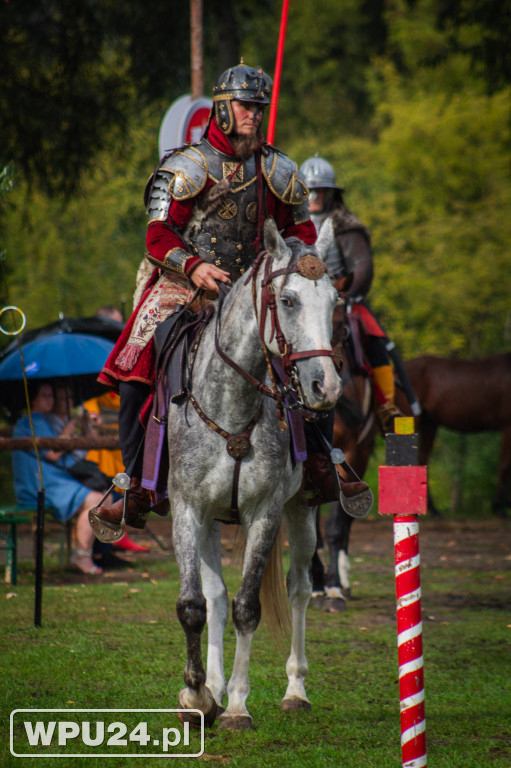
[89,64,370,544]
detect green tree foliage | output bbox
[366,83,511,357]
[1,1,133,195]
[358,0,511,357]
[240,0,387,145]
[0,0,245,196]
[1,0,510,359]
[1,107,162,331]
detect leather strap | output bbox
[187,390,261,516]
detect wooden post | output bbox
[190,0,203,99]
[0,435,120,452]
[379,417,428,768]
[34,489,45,628]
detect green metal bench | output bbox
[0,505,72,585]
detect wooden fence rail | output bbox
[0,435,120,452]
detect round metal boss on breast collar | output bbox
[226,435,251,459]
[296,254,326,280]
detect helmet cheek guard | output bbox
[214,98,235,135]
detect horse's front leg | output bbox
[200,521,228,710]
[172,506,217,727]
[219,510,281,731]
[281,496,317,712]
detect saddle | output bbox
[153,299,215,404]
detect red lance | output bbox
[266,0,290,145]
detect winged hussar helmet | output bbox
[212,63,273,135]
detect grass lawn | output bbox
[1,516,510,767]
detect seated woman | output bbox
[12,381,112,575]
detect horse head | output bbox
[259,218,341,410]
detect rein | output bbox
[187,391,261,518]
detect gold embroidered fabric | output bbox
[115,273,194,371]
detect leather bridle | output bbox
[214,248,336,422]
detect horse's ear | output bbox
[263,217,287,262]
[315,217,334,261]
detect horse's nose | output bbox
[311,374,342,409]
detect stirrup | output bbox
[88,472,130,544]
[331,448,374,518]
[89,510,126,544]
[340,484,374,518]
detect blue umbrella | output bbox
[0,333,114,379]
[0,332,115,417]
[1,314,124,356]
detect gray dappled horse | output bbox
[167,218,341,730]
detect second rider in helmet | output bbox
[300,155,402,432]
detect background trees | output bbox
[1,0,510,512]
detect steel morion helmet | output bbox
[299,155,345,193]
[213,64,273,135]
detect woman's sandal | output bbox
[71,549,103,576]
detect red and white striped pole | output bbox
[379,417,428,768]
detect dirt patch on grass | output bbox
[3,514,510,588]
[349,515,511,572]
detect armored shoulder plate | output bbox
[145,144,209,222]
[262,146,309,206]
[160,144,208,200]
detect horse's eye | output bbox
[281,297,293,308]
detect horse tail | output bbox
[229,522,291,648]
[260,522,291,648]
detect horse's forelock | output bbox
[278,236,319,276]
[283,236,318,265]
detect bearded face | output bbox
[229,132,263,157]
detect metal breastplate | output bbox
[184,140,261,281]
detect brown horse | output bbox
[314,336,511,607]
[311,303,380,607]
[396,353,511,517]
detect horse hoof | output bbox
[281,697,312,713]
[178,688,217,728]
[323,596,346,613]
[309,593,325,610]
[218,714,253,731]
